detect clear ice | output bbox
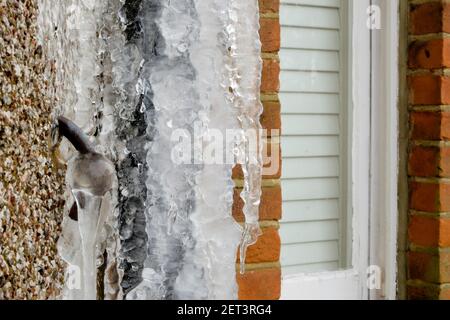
[38,0,264,300]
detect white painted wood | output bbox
[280,92,340,114]
[369,0,400,300]
[281,241,339,266]
[282,0,341,7]
[281,0,400,300]
[282,178,339,201]
[281,27,340,50]
[282,115,340,135]
[282,199,340,222]
[282,262,339,275]
[280,49,340,72]
[280,0,373,300]
[281,220,339,244]
[279,0,346,278]
[282,136,340,157]
[348,0,371,300]
[283,157,339,179]
[281,5,340,29]
[282,270,361,300]
[280,70,340,93]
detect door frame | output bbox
[281,0,399,300]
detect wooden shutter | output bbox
[280,0,348,275]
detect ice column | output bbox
[38,0,121,299]
[51,116,116,300]
[228,1,264,273]
[171,0,243,299]
[38,0,264,300]
[108,0,152,295]
[67,152,115,300]
[137,0,204,300]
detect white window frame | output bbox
[369,0,399,300]
[281,0,399,300]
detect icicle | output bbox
[39,0,265,300]
[110,0,150,295]
[38,0,122,299]
[52,117,115,300]
[227,0,264,274]
[171,0,243,299]
[68,154,114,299]
[140,0,203,300]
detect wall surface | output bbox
[0,0,65,299]
[407,0,450,299]
[234,0,282,300]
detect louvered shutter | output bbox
[280,0,349,275]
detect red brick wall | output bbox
[407,0,450,300]
[233,0,281,300]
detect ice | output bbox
[172,0,245,299]
[126,268,165,300]
[38,0,264,300]
[67,153,115,299]
[228,0,264,274]
[57,215,81,265]
[141,0,203,299]
[110,0,154,295]
[51,116,116,300]
[38,0,123,299]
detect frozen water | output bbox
[109,0,151,294]
[38,0,122,300]
[67,152,115,300]
[227,0,264,274]
[51,116,116,299]
[38,0,264,300]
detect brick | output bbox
[409,145,440,177]
[410,111,442,140]
[233,186,282,222]
[408,39,447,69]
[408,251,439,283]
[408,283,450,300]
[408,215,440,247]
[261,59,280,93]
[409,181,440,212]
[410,111,450,140]
[408,215,450,247]
[259,0,279,14]
[409,145,450,178]
[441,219,450,246]
[441,147,450,176]
[261,100,281,134]
[441,287,450,300]
[237,268,281,300]
[410,111,441,140]
[259,18,280,53]
[410,2,450,35]
[409,75,450,105]
[409,181,450,212]
[441,251,450,283]
[442,183,450,211]
[237,227,280,264]
[407,0,450,301]
[407,284,440,300]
